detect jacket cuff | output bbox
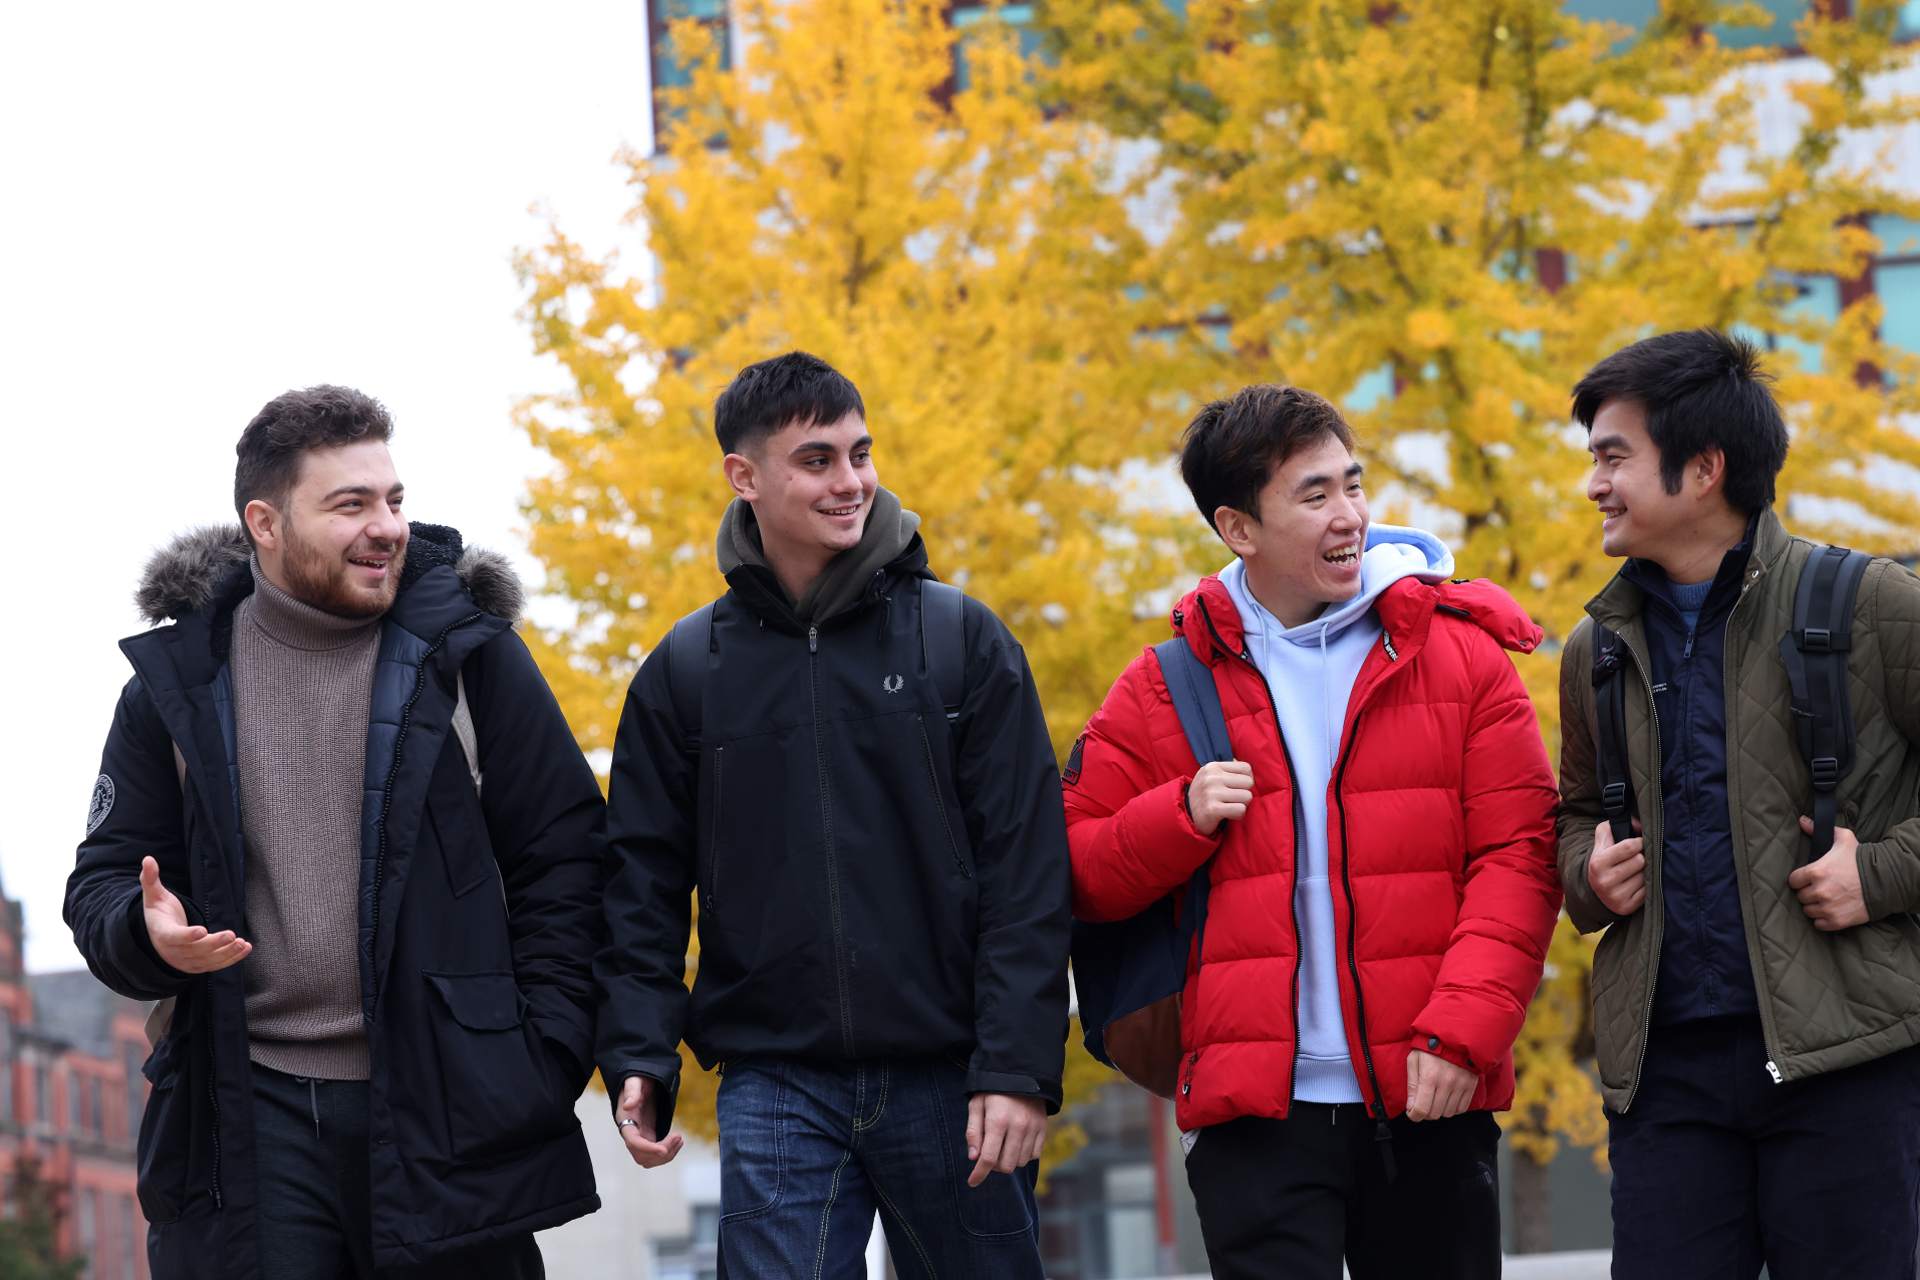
[1562,850,1623,935]
[1408,1029,1478,1075]
[120,888,194,995]
[965,1069,1063,1115]
[604,1059,682,1136]
[1856,839,1912,920]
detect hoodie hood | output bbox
[1220,522,1455,649]
[133,522,524,626]
[716,487,928,627]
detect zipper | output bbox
[1332,708,1392,1127]
[1718,567,1787,1085]
[810,626,856,1056]
[1613,635,1664,1114]
[917,715,971,878]
[1192,598,1307,1105]
[369,613,482,1014]
[206,1060,223,1208]
[701,747,724,912]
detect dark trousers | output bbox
[715,1057,1044,1280]
[1184,1103,1502,1280]
[251,1064,544,1280]
[1609,1016,1920,1280]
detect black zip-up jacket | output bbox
[595,538,1071,1129]
[64,524,603,1277]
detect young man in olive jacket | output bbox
[66,387,604,1279]
[1558,330,1920,1278]
[595,351,1071,1278]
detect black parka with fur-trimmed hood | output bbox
[66,523,604,1276]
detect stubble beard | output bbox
[281,521,404,620]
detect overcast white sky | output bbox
[0,1,653,971]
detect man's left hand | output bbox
[1405,1048,1477,1122]
[1788,818,1869,931]
[965,1093,1046,1188]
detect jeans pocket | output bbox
[423,971,570,1160]
[717,1061,788,1221]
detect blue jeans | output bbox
[715,1057,1043,1280]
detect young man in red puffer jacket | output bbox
[1064,384,1561,1279]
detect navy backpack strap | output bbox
[666,602,717,756]
[1152,637,1233,766]
[1780,545,1870,863]
[1150,636,1234,940]
[1591,625,1638,844]
[921,579,965,721]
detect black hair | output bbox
[234,385,394,537]
[714,351,866,455]
[1570,328,1788,515]
[1179,384,1356,535]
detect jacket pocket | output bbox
[917,715,971,878]
[423,971,572,1160]
[701,747,725,912]
[134,1041,190,1225]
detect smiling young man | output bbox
[595,351,1071,1277]
[1063,384,1561,1279]
[66,386,604,1278]
[1558,330,1920,1279]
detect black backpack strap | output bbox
[666,602,717,755]
[921,579,965,721]
[1780,545,1870,863]
[1591,625,1638,844]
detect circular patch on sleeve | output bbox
[86,774,115,836]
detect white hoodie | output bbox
[1219,523,1455,1103]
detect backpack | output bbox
[663,577,968,750]
[1071,635,1230,1100]
[1592,543,1870,864]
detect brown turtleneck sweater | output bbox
[231,560,380,1080]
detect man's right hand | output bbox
[141,856,251,974]
[1587,819,1647,916]
[616,1075,684,1168]
[1187,760,1254,836]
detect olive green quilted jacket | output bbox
[1558,508,1920,1111]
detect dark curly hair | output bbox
[234,385,394,537]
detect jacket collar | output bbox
[1587,507,1784,633]
[122,521,520,689]
[1173,570,1542,666]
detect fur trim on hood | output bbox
[134,522,524,625]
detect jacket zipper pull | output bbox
[1382,633,1398,662]
[808,626,818,655]
[1765,1059,1783,1084]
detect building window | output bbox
[34,1058,50,1130]
[649,0,732,134]
[0,1011,13,1126]
[78,1188,97,1280]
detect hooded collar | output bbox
[133,521,524,628]
[1220,522,1455,649]
[716,487,930,631]
[1176,548,1541,667]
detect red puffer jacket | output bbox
[1065,573,1561,1130]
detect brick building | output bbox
[0,876,150,1280]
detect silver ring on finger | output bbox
[616,1117,639,1129]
